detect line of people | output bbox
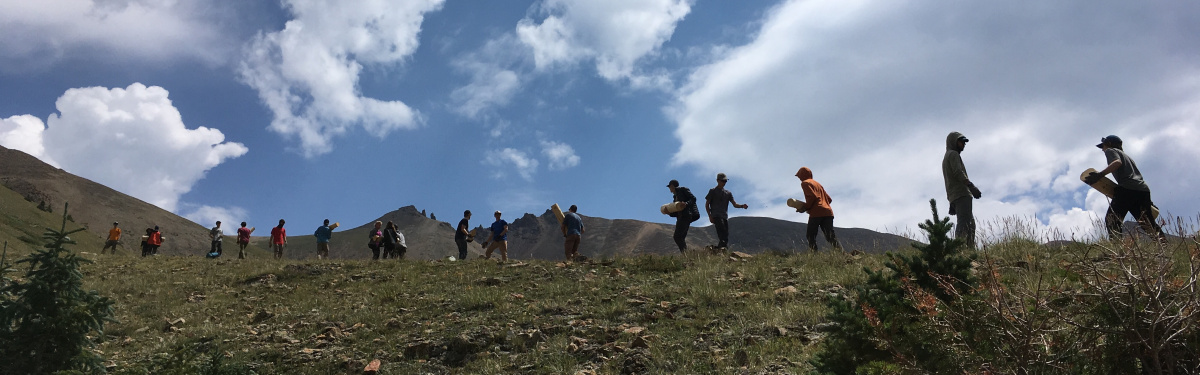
[99,132,1166,259]
[944,132,1165,248]
[99,223,164,257]
[665,169,841,254]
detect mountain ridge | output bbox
[0,145,913,260]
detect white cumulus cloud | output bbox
[670,0,1200,239]
[517,0,691,85]
[181,205,250,234]
[0,83,248,217]
[485,148,540,181]
[0,0,228,71]
[239,0,444,157]
[540,140,580,170]
[0,115,49,161]
[450,38,523,119]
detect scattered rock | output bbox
[813,322,838,333]
[630,336,649,349]
[162,318,185,332]
[250,309,274,324]
[623,326,647,335]
[186,292,206,303]
[620,349,650,374]
[272,331,299,344]
[404,340,434,359]
[774,286,799,295]
[731,291,752,299]
[363,359,381,374]
[731,251,753,259]
[734,349,749,366]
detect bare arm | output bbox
[730,196,748,209]
[1099,159,1122,175]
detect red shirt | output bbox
[237,227,252,244]
[270,227,286,245]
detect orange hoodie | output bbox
[798,167,834,217]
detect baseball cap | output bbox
[1096,135,1122,148]
[667,179,679,188]
[716,173,729,181]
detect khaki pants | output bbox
[564,234,581,260]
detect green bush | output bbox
[0,203,116,374]
[815,200,1200,374]
[813,199,976,374]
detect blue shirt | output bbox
[490,219,509,241]
[314,225,332,243]
[563,212,584,236]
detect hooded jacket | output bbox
[942,131,971,202]
[671,186,700,223]
[798,167,834,218]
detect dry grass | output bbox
[77,248,890,374]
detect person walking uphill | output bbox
[561,205,586,261]
[314,219,333,259]
[270,219,287,260]
[367,221,383,260]
[943,131,982,248]
[706,173,749,251]
[101,222,121,254]
[382,221,406,259]
[208,221,223,258]
[455,210,472,260]
[483,211,509,262]
[668,180,701,253]
[1085,135,1165,240]
[796,167,841,252]
[237,222,252,259]
[145,226,163,256]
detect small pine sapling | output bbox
[813,199,978,374]
[0,203,117,375]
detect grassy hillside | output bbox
[10,194,1194,373]
[0,182,104,256]
[80,250,886,374]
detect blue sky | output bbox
[2,0,1198,241]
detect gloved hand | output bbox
[968,183,982,199]
[1084,172,1103,185]
[948,202,957,216]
